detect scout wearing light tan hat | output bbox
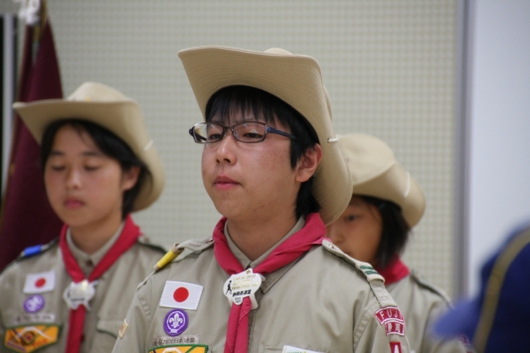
[327,133,471,353]
[113,47,411,353]
[0,82,166,353]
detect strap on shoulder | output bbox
[153,237,213,272]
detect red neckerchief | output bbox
[376,256,410,285]
[59,215,141,353]
[213,213,326,353]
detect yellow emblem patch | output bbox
[4,324,60,353]
[149,344,208,353]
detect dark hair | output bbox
[360,195,411,268]
[40,119,148,218]
[205,85,321,219]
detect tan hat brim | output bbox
[179,46,352,225]
[13,99,165,212]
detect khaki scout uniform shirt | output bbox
[387,271,472,353]
[0,225,165,353]
[113,218,410,353]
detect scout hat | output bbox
[12,81,165,211]
[434,221,530,352]
[338,133,425,227]
[178,46,352,225]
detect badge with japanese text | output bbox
[4,324,60,353]
[374,307,405,336]
[149,344,208,352]
[223,268,262,309]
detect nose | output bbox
[65,168,81,189]
[215,131,237,164]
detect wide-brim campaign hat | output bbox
[12,81,165,212]
[338,133,426,227]
[178,46,352,225]
[434,221,530,352]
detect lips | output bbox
[213,175,239,190]
[64,197,84,209]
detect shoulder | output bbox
[321,239,385,282]
[136,235,167,254]
[0,239,60,281]
[2,238,59,271]
[319,240,398,308]
[409,269,452,304]
[137,237,214,287]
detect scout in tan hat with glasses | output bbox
[114,47,411,353]
[327,133,472,353]
[0,82,166,353]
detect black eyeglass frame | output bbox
[188,121,297,144]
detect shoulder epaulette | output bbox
[321,239,384,282]
[321,239,397,308]
[410,269,451,303]
[16,238,59,261]
[137,235,167,254]
[153,237,213,272]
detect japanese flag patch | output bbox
[374,307,405,336]
[159,281,203,310]
[24,270,55,294]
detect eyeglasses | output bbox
[189,121,297,144]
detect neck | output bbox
[69,213,124,255]
[227,212,298,261]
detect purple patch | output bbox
[163,309,188,336]
[24,294,45,313]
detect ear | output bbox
[295,144,323,183]
[121,166,141,192]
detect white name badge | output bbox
[282,345,323,353]
[223,268,263,309]
[63,279,97,310]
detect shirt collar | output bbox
[224,217,306,269]
[66,221,125,276]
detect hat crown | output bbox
[338,133,426,227]
[67,82,130,103]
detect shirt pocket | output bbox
[95,317,124,353]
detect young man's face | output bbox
[201,111,302,224]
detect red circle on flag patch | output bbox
[35,278,46,288]
[173,287,189,302]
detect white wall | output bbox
[466,0,530,295]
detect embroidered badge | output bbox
[282,345,324,353]
[223,268,263,309]
[63,279,97,310]
[23,295,45,313]
[163,309,188,336]
[4,324,60,353]
[148,344,208,353]
[374,307,405,336]
[23,271,55,294]
[152,335,199,347]
[160,281,203,310]
[390,342,402,353]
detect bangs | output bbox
[205,86,279,125]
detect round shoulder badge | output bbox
[164,309,188,336]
